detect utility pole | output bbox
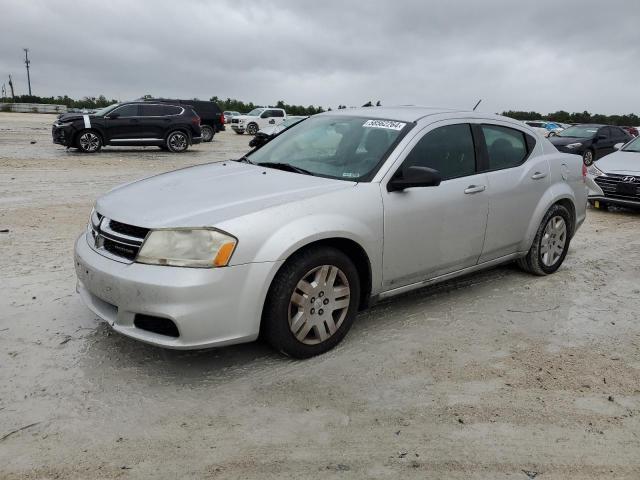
[8,75,15,99]
[24,48,32,96]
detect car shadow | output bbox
[79,263,520,387]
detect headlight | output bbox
[137,228,237,268]
[566,142,583,149]
[587,164,605,177]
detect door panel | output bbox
[381,122,488,289]
[480,158,550,261]
[105,104,141,141]
[478,123,551,261]
[382,174,489,288]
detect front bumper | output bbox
[586,175,640,208]
[52,124,74,146]
[231,124,245,133]
[74,233,281,349]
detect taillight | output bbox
[220,113,225,125]
[192,115,200,126]
[582,163,587,180]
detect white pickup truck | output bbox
[230,107,287,135]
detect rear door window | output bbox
[140,104,166,116]
[481,125,530,171]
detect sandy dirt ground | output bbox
[1,112,639,479]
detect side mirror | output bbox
[387,166,442,192]
[614,142,624,150]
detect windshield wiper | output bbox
[256,162,315,176]
[234,155,254,164]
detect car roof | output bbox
[317,106,508,123]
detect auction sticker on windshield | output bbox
[363,119,406,130]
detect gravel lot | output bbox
[1,112,639,479]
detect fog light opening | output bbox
[134,314,179,338]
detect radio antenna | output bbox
[472,99,482,111]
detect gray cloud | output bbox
[0,0,638,114]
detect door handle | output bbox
[531,171,547,180]
[464,185,486,194]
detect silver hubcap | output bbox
[288,265,351,345]
[540,215,567,267]
[169,133,187,151]
[248,124,257,134]
[79,132,99,151]
[203,127,213,140]
[584,151,593,164]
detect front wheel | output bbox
[201,125,214,142]
[262,247,360,358]
[517,204,571,276]
[583,149,595,166]
[166,131,189,153]
[246,123,258,135]
[76,130,102,153]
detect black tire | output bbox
[201,125,214,142]
[234,130,244,135]
[583,149,595,166]
[517,204,572,276]
[262,247,361,358]
[246,123,258,135]
[76,130,102,153]
[166,130,189,153]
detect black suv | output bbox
[144,98,225,142]
[52,101,202,153]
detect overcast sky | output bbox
[1,0,639,114]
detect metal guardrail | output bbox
[0,103,67,114]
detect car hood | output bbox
[549,136,592,146]
[56,112,99,122]
[95,162,354,228]
[595,151,640,174]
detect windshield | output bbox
[622,137,640,153]
[94,104,119,117]
[248,115,410,181]
[247,108,265,117]
[557,126,599,138]
[280,117,306,128]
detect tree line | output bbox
[2,94,639,125]
[501,110,640,127]
[2,94,118,109]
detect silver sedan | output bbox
[74,107,587,358]
[586,136,640,209]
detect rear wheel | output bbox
[76,130,102,153]
[263,247,360,358]
[517,204,571,276]
[201,125,214,142]
[583,149,595,166]
[166,131,189,153]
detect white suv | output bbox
[231,108,287,135]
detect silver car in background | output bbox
[586,135,640,209]
[74,107,587,358]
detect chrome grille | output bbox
[231,118,239,123]
[594,174,640,201]
[90,214,149,262]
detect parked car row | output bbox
[547,124,633,166]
